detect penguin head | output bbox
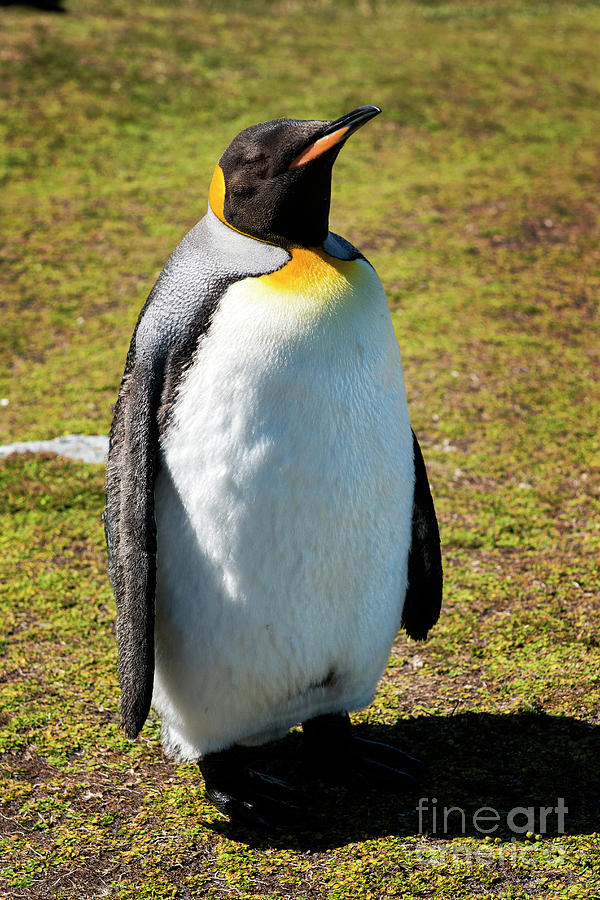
[208,105,381,248]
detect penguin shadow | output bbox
[209,711,600,850]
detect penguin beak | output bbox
[289,105,381,169]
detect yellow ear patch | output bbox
[209,165,227,223]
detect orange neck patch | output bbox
[260,246,358,295]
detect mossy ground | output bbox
[1,1,599,897]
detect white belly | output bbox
[152,259,415,758]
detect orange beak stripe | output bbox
[289,125,350,169]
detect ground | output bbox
[1,1,599,898]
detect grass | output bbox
[1,0,599,897]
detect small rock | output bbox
[0,434,109,464]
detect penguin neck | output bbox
[200,208,291,276]
[262,245,356,293]
[202,207,367,325]
[205,204,347,277]
[202,208,374,325]
[255,244,371,327]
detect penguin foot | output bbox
[347,735,422,790]
[303,712,422,791]
[199,746,307,829]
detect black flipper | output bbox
[401,430,443,640]
[105,351,163,739]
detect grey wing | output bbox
[105,345,163,739]
[401,430,443,641]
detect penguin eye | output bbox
[245,150,267,165]
[232,182,258,201]
[244,155,270,180]
[228,167,262,201]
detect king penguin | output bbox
[105,105,443,827]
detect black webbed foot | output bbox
[303,712,421,791]
[352,735,423,784]
[199,745,307,829]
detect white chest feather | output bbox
[152,257,415,758]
